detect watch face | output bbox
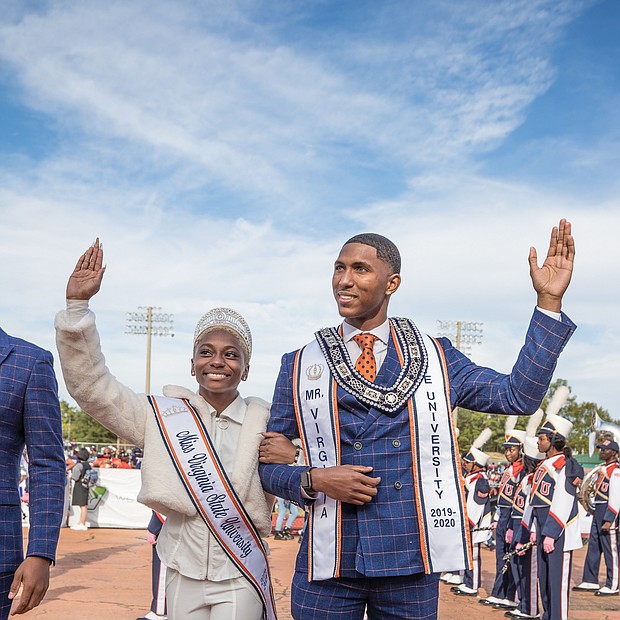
[302,469,312,490]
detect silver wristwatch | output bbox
[301,467,316,493]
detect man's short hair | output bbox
[343,233,401,274]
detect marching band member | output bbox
[480,421,526,609]
[507,435,546,619]
[573,438,620,596]
[529,413,582,620]
[453,430,492,597]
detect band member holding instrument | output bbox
[509,436,546,620]
[452,438,492,598]
[573,438,620,596]
[480,426,525,609]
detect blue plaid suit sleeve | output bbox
[259,352,307,505]
[442,308,576,413]
[23,350,66,563]
[260,309,576,505]
[0,331,65,571]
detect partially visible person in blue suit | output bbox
[0,328,65,619]
[259,219,577,620]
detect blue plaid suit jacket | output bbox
[259,309,576,578]
[0,327,65,572]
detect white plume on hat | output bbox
[503,416,526,445]
[545,385,570,417]
[525,408,544,438]
[534,387,572,440]
[468,427,492,467]
[473,427,492,451]
[505,415,518,434]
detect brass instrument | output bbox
[579,412,620,515]
[589,412,620,457]
[578,464,604,515]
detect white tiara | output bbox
[193,307,252,359]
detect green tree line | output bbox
[62,378,615,456]
[454,379,615,456]
[61,400,117,444]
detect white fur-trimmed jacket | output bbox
[54,308,274,537]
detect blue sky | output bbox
[1,0,618,426]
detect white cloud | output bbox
[0,0,593,206]
[0,0,617,424]
[2,166,617,418]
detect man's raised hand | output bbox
[66,239,106,301]
[529,219,575,313]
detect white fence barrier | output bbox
[68,468,151,529]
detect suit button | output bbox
[353,441,363,451]
[394,481,402,490]
[392,439,401,448]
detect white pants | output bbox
[165,569,263,620]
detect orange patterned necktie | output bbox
[353,333,378,382]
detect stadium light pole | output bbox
[436,320,483,356]
[125,306,175,393]
[436,320,484,437]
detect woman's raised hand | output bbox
[66,239,106,301]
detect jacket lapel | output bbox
[376,333,402,386]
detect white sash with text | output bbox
[296,335,469,577]
[294,341,341,581]
[149,396,277,620]
[411,334,469,572]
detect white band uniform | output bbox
[149,396,277,620]
[294,319,470,580]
